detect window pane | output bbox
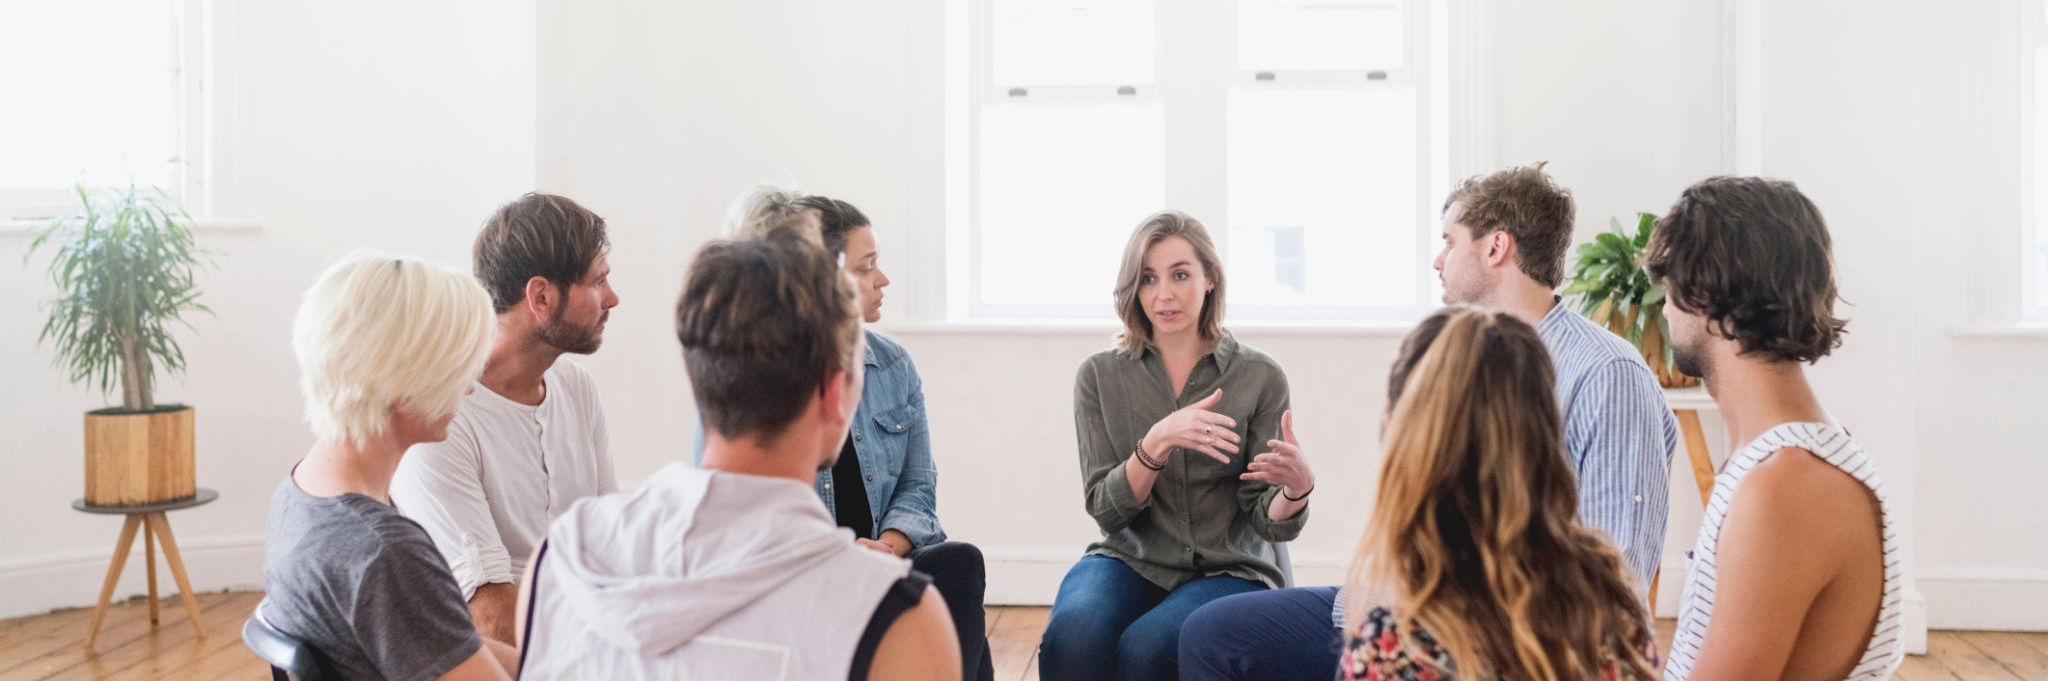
[978,104,1165,309]
[0,0,182,193]
[1227,88,1418,308]
[992,0,1156,86]
[1238,0,1404,71]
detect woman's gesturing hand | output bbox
[1143,389,1240,465]
[1241,410,1313,498]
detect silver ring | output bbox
[1204,434,1213,445]
[1205,425,1213,436]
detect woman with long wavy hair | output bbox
[1340,305,1660,681]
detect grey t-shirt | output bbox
[260,474,483,681]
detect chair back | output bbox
[241,606,333,681]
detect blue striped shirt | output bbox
[1537,298,1680,586]
[1334,300,1678,626]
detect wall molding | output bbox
[1919,567,2048,632]
[0,533,265,621]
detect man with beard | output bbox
[1652,177,1901,681]
[391,193,622,643]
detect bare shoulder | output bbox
[866,585,961,681]
[1731,446,1878,538]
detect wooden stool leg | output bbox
[145,520,159,625]
[144,513,206,637]
[84,515,144,650]
[1675,409,1716,508]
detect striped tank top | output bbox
[1664,422,1903,681]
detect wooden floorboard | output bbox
[3,593,2043,680]
[988,606,1048,681]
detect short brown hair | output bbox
[1442,163,1575,288]
[1112,210,1226,358]
[676,228,862,441]
[1644,176,1847,363]
[474,193,609,314]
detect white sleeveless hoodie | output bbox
[521,462,911,680]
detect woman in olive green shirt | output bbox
[1038,210,1317,681]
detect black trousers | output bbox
[909,541,994,681]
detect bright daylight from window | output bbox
[967,0,1435,320]
[0,0,186,220]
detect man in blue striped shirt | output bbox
[1180,163,1679,681]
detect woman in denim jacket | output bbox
[697,190,991,681]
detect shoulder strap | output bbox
[847,570,933,681]
[515,539,550,677]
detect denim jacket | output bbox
[691,329,946,548]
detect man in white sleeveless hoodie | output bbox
[515,226,960,680]
[1648,177,1903,681]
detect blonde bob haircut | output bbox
[292,251,495,447]
[724,184,824,246]
[1112,210,1226,358]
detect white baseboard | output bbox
[1919,567,2048,632]
[0,534,265,621]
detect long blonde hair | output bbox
[1346,306,1659,681]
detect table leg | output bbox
[83,514,144,650]
[145,513,206,636]
[1675,409,1716,508]
[145,520,159,625]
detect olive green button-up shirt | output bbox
[1072,330,1306,590]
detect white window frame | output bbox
[1,0,241,227]
[946,0,1488,324]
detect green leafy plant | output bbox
[1564,212,1690,386]
[27,181,213,412]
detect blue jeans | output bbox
[1178,586,1343,681]
[1039,555,1266,681]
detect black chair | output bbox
[242,608,334,681]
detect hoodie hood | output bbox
[542,462,860,656]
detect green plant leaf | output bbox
[25,176,217,410]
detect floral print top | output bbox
[1339,606,1658,681]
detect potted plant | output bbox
[1563,212,1698,389]
[27,181,213,505]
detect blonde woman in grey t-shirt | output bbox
[261,252,518,681]
[1039,210,1317,681]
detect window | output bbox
[0,0,206,221]
[955,0,1455,321]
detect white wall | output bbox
[5,0,2044,641]
[0,0,535,618]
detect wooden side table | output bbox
[71,488,218,650]
[1650,387,1719,609]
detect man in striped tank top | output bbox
[1647,177,1904,681]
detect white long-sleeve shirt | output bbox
[391,359,617,599]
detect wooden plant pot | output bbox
[1598,300,1702,389]
[84,405,196,506]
